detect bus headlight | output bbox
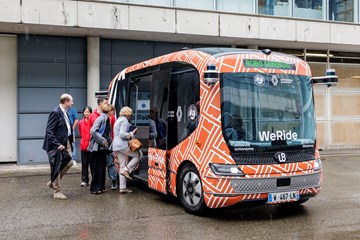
[209,163,245,176]
[314,158,322,171]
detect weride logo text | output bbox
[258,130,298,141]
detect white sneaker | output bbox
[80,182,88,187]
[53,191,67,200]
[47,181,54,189]
[72,160,77,166]
[119,188,133,193]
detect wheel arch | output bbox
[174,160,194,196]
[175,160,207,214]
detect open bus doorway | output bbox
[126,70,170,190]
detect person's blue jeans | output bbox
[72,142,76,161]
[106,153,117,182]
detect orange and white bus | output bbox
[104,48,337,214]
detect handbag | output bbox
[128,138,143,152]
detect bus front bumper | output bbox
[203,172,322,208]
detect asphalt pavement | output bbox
[0,149,359,240]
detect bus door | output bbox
[148,70,170,194]
[111,73,128,119]
[128,75,152,181]
[111,75,130,175]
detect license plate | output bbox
[267,191,299,204]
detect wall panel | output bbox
[18,35,87,164]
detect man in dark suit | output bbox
[43,93,74,200]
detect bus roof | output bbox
[108,47,310,90]
[194,47,297,59]
[194,47,257,56]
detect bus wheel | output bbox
[177,164,206,214]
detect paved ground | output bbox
[0,151,359,240]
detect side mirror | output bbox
[312,69,338,87]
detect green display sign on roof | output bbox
[243,59,296,70]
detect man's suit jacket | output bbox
[43,105,73,152]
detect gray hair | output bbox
[60,94,72,104]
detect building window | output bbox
[175,0,215,10]
[258,0,290,17]
[294,0,324,20]
[329,0,355,22]
[217,0,254,14]
[129,0,172,7]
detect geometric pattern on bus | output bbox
[203,187,321,208]
[111,49,319,208]
[147,148,167,194]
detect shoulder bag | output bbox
[128,138,143,152]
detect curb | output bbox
[0,164,81,178]
[319,150,360,157]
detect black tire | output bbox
[177,164,207,215]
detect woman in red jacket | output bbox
[78,106,93,187]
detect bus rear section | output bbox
[107,48,330,214]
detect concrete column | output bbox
[87,37,100,109]
[0,35,17,162]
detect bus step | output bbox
[133,169,148,183]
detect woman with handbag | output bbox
[112,106,141,193]
[87,104,115,194]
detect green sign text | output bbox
[243,59,296,70]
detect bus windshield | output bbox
[221,72,316,152]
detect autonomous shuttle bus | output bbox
[104,48,337,214]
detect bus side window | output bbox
[114,77,129,119]
[168,66,200,149]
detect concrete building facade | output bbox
[0,0,359,164]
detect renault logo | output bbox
[271,75,279,86]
